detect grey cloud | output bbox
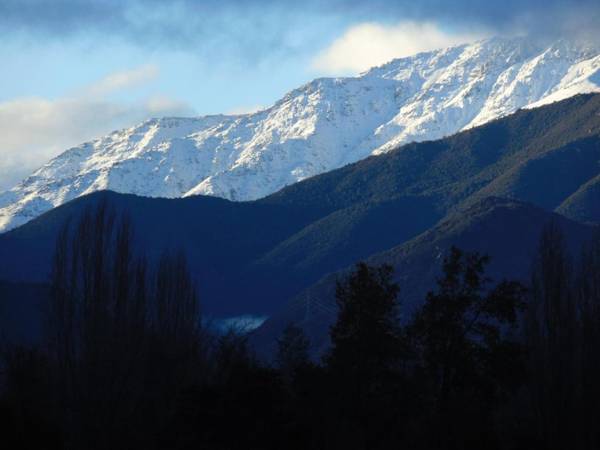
[0,1,598,56]
[0,0,303,59]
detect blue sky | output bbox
[1,0,598,189]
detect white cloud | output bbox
[85,64,160,97]
[311,21,487,75]
[0,66,194,191]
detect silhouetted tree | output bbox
[276,323,310,380]
[411,246,526,450]
[163,327,295,450]
[326,262,406,450]
[0,346,62,449]
[7,202,600,450]
[524,223,600,450]
[527,222,579,450]
[577,230,600,449]
[327,263,402,375]
[43,202,205,449]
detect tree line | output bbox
[1,204,599,450]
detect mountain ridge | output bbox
[1,94,600,319]
[1,36,600,232]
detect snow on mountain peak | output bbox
[1,36,600,232]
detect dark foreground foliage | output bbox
[1,206,600,450]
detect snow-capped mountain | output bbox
[1,37,600,232]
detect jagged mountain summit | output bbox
[1,37,600,232]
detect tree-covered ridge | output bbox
[1,94,599,320]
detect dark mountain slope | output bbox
[464,136,600,210]
[557,173,600,223]
[0,281,48,346]
[249,195,442,295]
[1,94,600,320]
[251,198,597,358]
[0,192,322,315]
[246,94,600,305]
[261,94,600,214]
